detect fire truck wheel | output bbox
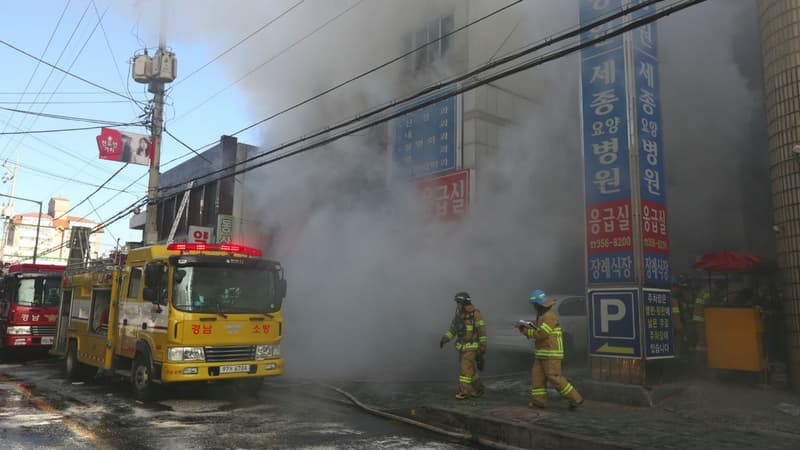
[65,341,92,380]
[132,353,156,401]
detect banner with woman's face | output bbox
[96,127,153,166]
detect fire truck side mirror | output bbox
[277,279,287,299]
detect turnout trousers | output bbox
[458,350,484,396]
[530,358,582,408]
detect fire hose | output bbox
[323,383,527,450]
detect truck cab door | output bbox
[83,289,113,369]
[51,289,72,356]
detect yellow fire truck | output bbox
[53,242,286,400]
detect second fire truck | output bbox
[0,263,64,356]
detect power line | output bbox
[163,128,212,163]
[158,0,692,195]
[212,0,524,145]
[172,0,368,123]
[0,91,132,95]
[35,195,148,259]
[0,106,142,126]
[0,0,72,142]
[54,163,130,221]
[0,122,144,136]
[173,0,305,87]
[0,38,145,104]
[0,0,96,160]
[160,0,522,163]
[91,0,146,118]
[0,115,149,190]
[0,100,129,105]
[15,161,142,195]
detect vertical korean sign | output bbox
[393,91,458,179]
[632,1,670,286]
[642,288,674,358]
[580,0,635,285]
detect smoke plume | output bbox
[121,0,770,379]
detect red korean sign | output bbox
[641,201,669,254]
[417,169,470,222]
[586,199,634,254]
[96,127,154,166]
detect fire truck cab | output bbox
[0,264,64,354]
[53,242,286,400]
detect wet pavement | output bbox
[330,370,800,450]
[0,376,95,450]
[0,356,478,450]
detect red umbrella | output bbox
[692,251,761,273]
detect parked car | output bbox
[490,295,588,359]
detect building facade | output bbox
[759,0,800,390]
[130,135,267,249]
[1,197,103,266]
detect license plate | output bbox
[219,364,250,374]
[41,337,54,345]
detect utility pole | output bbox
[0,157,18,261]
[145,78,165,245]
[0,193,42,264]
[133,20,176,245]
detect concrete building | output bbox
[130,136,267,248]
[759,0,800,390]
[0,197,103,266]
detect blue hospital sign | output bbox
[393,95,457,178]
[588,289,642,358]
[633,1,671,286]
[580,0,635,284]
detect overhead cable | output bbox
[159,0,697,194]
[173,0,306,87]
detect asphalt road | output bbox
[0,355,478,450]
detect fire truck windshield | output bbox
[15,277,62,307]
[172,266,282,314]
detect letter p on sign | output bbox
[600,298,625,333]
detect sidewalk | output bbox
[312,371,800,449]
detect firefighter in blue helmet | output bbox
[518,289,583,409]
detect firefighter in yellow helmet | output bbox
[519,290,583,410]
[439,292,487,399]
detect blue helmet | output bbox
[529,289,554,307]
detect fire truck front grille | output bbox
[204,345,255,362]
[31,326,56,336]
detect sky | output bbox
[0,0,267,253]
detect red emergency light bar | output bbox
[166,242,262,257]
[8,264,65,274]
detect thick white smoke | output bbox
[119,0,769,379]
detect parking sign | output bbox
[588,289,642,358]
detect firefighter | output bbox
[519,289,583,410]
[671,274,690,358]
[439,292,487,399]
[692,288,710,365]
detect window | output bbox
[15,277,62,307]
[128,267,143,298]
[90,289,111,334]
[558,297,587,317]
[60,290,72,318]
[407,14,455,72]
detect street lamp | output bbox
[0,193,42,264]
